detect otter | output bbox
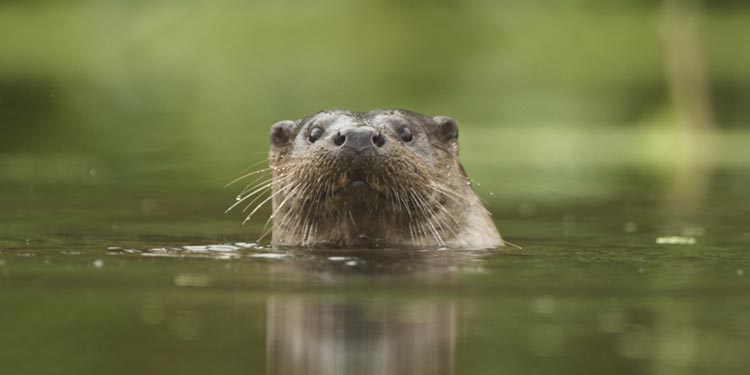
[265,109,502,249]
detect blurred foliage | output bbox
[0,0,748,193]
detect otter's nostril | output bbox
[333,132,346,146]
[373,133,385,147]
[338,127,378,153]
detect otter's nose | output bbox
[333,127,385,153]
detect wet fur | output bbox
[236,109,502,249]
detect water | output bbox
[2,128,750,375]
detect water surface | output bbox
[1,129,749,375]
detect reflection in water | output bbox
[659,0,713,220]
[266,297,458,375]
[262,250,478,375]
[3,238,750,374]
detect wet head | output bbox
[266,109,502,249]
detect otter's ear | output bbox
[270,120,295,148]
[433,116,458,144]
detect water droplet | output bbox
[738,269,744,276]
[92,259,104,268]
[89,168,97,176]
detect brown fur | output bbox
[265,109,502,249]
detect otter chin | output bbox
[265,109,503,249]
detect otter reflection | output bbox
[263,250,481,375]
[266,297,458,375]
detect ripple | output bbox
[249,253,288,259]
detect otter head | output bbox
[266,109,502,249]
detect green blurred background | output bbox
[0,0,749,243]
[3,2,750,375]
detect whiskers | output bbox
[226,156,476,248]
[378,173,469,248]
[225,158,324,244]
[224,162,277,224]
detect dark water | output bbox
[1,129,750,375]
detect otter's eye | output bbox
[308,127,324,143]
[398,127,413,143]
